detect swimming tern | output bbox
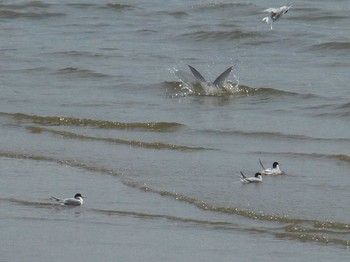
[50,193,85,206]
[240,172,262,184]
[259,159,283,175]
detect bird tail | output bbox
[50,196,61,202]
[259,159,266,170]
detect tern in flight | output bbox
[262,5,293,30]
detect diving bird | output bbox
[50,193,85,206]
[187,65,233,95]
[240,172,262,184]
[262,5,293,30]
[259,159,283,175]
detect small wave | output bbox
[127,182,350,247]
[0,9,65,19]
[177,29,260,42]
[26,1,50,8]
[339,102,350,109]
[315,111,350,118]
[334,154,350,163]
[204,129,313,140]
[50,51,105,58]
[293,11,348,22]
[190,2,253,12]
[54,67,111,78]
[138,185,301,222]
[0,1,51,9]
[308,42,350,52]
[67,3,133,10]
[104,3,133,10]
[313,102,350,118]
[166,11,188,18]
[93,208,233,226]
[203,129,350,143]
[7,112,184,132]
[314,221,350,231]
[275,231,350,246]
[255,152,350,164]
[0,150,120,178]
[1,197,54,208]
[26,126,207,151]
[292,101,350,118]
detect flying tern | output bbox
[262,5,293,30]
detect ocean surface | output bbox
[1,0,350,261]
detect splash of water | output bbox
[171,67,240,97]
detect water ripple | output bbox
[5,112,184,132]
[26,126,207,151]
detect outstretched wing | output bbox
[281,5,293,14]
[175,69,196,86]
[213,66,233,87]
[240,171,246,178]
[188,65,206,83]
[263,8,278,13]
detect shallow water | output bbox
[1,0,350,261]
